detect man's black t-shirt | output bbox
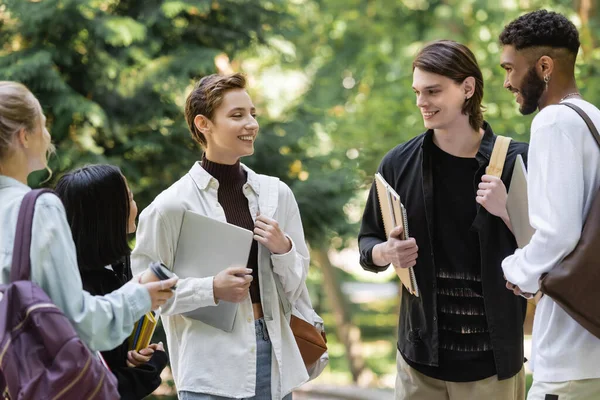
[404,142,497,382]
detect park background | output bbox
[1,0,598,398]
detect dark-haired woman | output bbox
[56,164,168,400]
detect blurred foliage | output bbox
[2,0,599,393]
[288,0,600,188]
[0,0,358,245]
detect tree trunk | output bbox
[312,245,375,386]
[577,0,595,60]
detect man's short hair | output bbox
[500,10,580,55]
[185,73,247,147]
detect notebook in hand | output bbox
[507,154,535,248]
[128,310,158,352]
[172,210,254,332]
[374,173,419,297]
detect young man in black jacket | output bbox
[358,40,528,399]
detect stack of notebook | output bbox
[128,310,159,352]
[374,173,419,297]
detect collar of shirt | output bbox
[0,175,29,191]
[188,161,260,195]
[420,121,495,168]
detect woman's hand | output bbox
[254,214,292,255]
[126,342,164,367]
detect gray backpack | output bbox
[0,189,119,399]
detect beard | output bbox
[518,67,545,115]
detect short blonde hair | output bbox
[0,81,44,159]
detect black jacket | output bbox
[81,258,168,400]
[358,122,528,380]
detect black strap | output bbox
[562,102,600,149]
[10,189,55,283]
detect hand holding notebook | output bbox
[128,309,160,352]
[384,225,419,267]
[374,173,420,297]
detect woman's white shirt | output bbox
[131,162,310,399]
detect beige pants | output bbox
[395,351,526,400]
[527,378,600,400]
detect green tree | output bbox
[277,0,600,385]
[0,0,288,204]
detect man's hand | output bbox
[213,266,253,303]
[476,174,508,218]
[254,214,292,255]
[505,281,534,299]
[476,174,513,231]
[374,225,418,271]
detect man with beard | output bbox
[500,10,600,400]
[358,40,528,400]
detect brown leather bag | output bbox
[290,314,328,367]
[539,102,600,339]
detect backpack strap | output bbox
[562,102,600,150]
[486,135,512,178]
[256,175,293,316]
[10,189,55,283]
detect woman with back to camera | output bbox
[55,164,169,399]
[131,73,311,399]
[0,81,177,353]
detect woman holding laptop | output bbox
[131,73,310,399]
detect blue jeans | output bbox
[178,319,292,400]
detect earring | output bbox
[544,75,550,90]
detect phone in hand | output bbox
[149,261,178,290]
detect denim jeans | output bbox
[178,318,292,400]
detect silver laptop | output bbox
[172,210,253,332]
[507,154,536,248]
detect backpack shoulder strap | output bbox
[256,174,293,314]
[257,174,280,219]
[486,135,512,178]
[562,102,600,150]
[11,189,55,283]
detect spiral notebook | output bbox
[374,173,419,297]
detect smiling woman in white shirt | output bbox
[131,73,311,400]
[0,82,177,350]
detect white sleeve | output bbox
[270,185,310,305]
[131,203,217,316]
[30,195,151,351]
[502,125,585,294]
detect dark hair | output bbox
[413,40,484,131]
[500,10,580,55]
[55,164,131,271]
[185,73,247,147]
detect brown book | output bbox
[374,173,419,297]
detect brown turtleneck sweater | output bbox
[201,156,261,304]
